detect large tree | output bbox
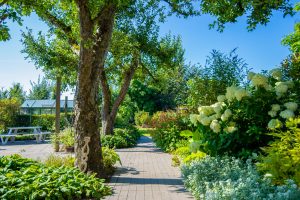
[1,0,294,176]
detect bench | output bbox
[0,126,52,145]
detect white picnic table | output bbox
[0,126,51,145]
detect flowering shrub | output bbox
[257,117,300,186]
[189,69,299,157]
[181,156,300,200]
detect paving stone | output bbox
[105,136,194,200]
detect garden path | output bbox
[105,136,193,200]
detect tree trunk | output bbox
[54,76,61,152]
[101,52,139,135]
[74,1,116,177]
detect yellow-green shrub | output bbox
[183,151,206,165]
[171,147,191,166]
[257,117,300,185]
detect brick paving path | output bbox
[0,140,56,160]
[105,136,193,200]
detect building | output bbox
[21,99,74,115]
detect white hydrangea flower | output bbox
[234,87,248,101]
[190,114,198,125]
[209,113,221,121]
[200,117,211,126]
[284,102,298,111]
[268,110,277,117]
[221,114,228,122]
[198,106,214,116]
[275,82,288,94]
[251,74,268,88]
[279,109,295,119]
[217,95,226,102]
[247,72,256,81]
[224,126,238,133]
[270,68,282,80]
[224,109,232,118]
[271,104,281,112]
[267,119,282,130]
[225,86,238,101]
[221,114,227,122]
[211,102,223,113]
[210,120,221,133]
[265,84,273,91]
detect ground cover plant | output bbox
[182,156,300,200]
[0,154,111,200]
[44,147,121,174]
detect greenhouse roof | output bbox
[21,100,74,108]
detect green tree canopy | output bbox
[28,76,54,100]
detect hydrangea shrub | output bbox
[189,68,299,157]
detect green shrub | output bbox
[173,147,191,159]
[0,154,111,200]
[0,98,20,132]
[182,156,300,200]
[59,127,75,147]
[101,126,140,149]
[257,117,300,185]
[51,127,75,148]
[150,110,187,129]
[134,111,150,127]
[171,146,191,166]
[183,151,206,165]
[151,125,182,152]
[15,114,74,131]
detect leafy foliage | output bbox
[183,152,206,165]
[257,117,300,185]
[44,154,75,168]
[0,98,20,132]
[0,154,111,200]
[101,126,140,149]
[182,156,300,200]
[187,49,249,108]
[189,69,299,158]
[102,147,121,169]
[26,114,73,131]
[27,76,54,100]
[134,111,150,127]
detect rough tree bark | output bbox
[74,1,116,177]
[101,52,140,135]
[54,76,61,152]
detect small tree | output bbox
[187,49,249,108]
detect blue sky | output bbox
[0,5,299,96]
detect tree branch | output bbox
[163,0,199,17]
[110,52,139,118]
[140,61,158,83]
[0,0,9,7]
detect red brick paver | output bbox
[105,136,193,200]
